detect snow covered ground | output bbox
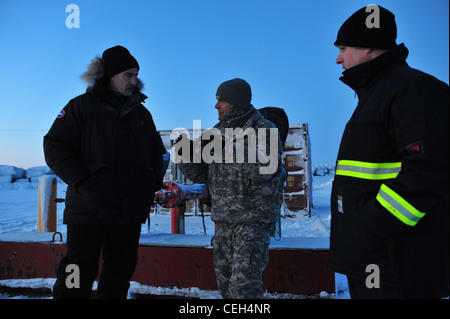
[0,167,349,299]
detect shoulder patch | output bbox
[56,109,65,119]
[406,140,424,154]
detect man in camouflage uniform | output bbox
[177,78,284,298]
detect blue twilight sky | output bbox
[0,0,448,169]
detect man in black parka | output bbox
[44,46,166,298]
[328,6,449,298]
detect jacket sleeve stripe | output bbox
[336,160,401,180]
[376,183,426,226]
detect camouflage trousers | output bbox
[213,222,271,299]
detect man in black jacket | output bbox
[44,46,166,298]
[328,6,449,298]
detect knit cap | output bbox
[334,5,397,49]
[102,45,140,78]
[216,78,252,109]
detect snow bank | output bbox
[0,165,25,183]
[0,165,61,189]
[312,164,335,176]
[26,166,54,182]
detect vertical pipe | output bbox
[171,206,185,234]
[38,175,57,232]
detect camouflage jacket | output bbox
[179,106,284,224]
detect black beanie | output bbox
[102,45,140,78]
[216,78,252,109]
[335,5,397,49]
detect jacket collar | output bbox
[111,90,148,119]
[339,43,409,93]
[87,80,147,117]
[215,105,261,132]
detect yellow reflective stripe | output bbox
[336,160,401,180]
[376,184,426,226]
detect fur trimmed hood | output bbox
[80,56,144,91]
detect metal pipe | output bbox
[155,181,210,234]
[38,176,57,232]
